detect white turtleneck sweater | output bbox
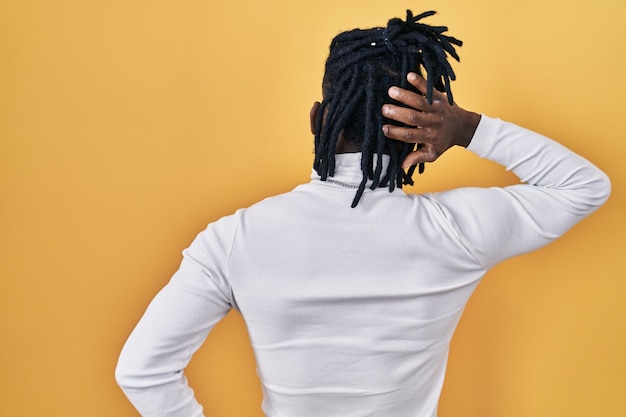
[115,116,610,417]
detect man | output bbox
[116,10,610,417]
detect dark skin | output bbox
[311,72,481,169]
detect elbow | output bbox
[599,171,611,205]
[590,169,612,209]
[115,348,183,392]
[564,168,611,216]
[115,346,149,392]
[115,354,137,392]
[574,162,612,209]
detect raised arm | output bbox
[383,73,611,267]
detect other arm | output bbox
[115,214,239,416]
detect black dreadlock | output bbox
[314,9,462,207]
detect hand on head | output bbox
[382,73,481,169]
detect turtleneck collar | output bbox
[310,153,391,188]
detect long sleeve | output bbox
[114,115,611,417]
[115,213,240,417]
[433,116,611,268]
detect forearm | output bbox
[468,116,611,212]
[117,377,204,417]
[116,257,234,416]
[115,268,215,417]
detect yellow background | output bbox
[1,1,624,416]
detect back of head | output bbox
[313,10,462,207]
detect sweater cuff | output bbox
[466,115,500,158]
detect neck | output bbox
[334,134,391,155]
[335,135,361,154]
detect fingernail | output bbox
[388,87,399,98]
[382,126,389,135]
[407,72,417,81]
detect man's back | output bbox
[115,116,609,416]
[229,153,480,416]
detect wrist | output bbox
[457,111,481,148]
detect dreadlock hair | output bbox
[314,9,462,207]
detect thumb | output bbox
[402,145,439,169]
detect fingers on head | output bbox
[383,105,426,127]
[407,72,446,102]
[407,72,427,92]
[388,85,428,109]
[383,125,422,143]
